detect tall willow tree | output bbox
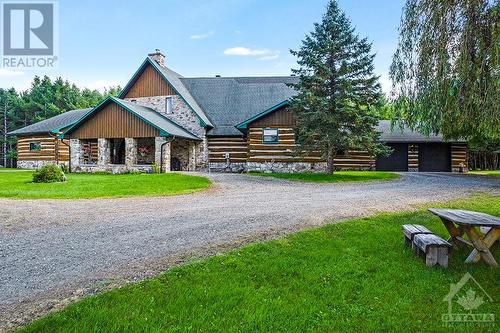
[290,0,387,173]
[390,0,499,143]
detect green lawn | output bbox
[469,170,500,177]
[249,170,399,182]
[0,171,211,199]
[19,194,499,332]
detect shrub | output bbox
[151,162,161,174]
[59,163,69,173]
[33,164,67,183]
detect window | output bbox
[262,128,278,143]
[165,97,173,114]
[29,141,41,151]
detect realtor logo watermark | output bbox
[1,1,58,69]
[442,272,495,327]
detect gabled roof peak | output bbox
[118,56,213,128]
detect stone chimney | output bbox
[148,49,165,67]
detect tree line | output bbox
[0,76,120,167]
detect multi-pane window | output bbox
[29,141,41,151]
[262,128,278,143]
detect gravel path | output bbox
[0,172,498,330]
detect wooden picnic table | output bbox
[428,208,500,267]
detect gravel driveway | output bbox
[0,172,498,330]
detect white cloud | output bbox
[224,47,272,56]
[0,68,24,77]
[190,30,215,40]
[84,80,121,92]
[224,47,280,61]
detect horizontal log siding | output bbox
[248,127,375,168]
[248,127,312,162]
[68,103,160,139]
[408,144,419,170]
[123,64,176,98]
[451,143,468,170]
[17,135,69,162]
[208,136,247,163]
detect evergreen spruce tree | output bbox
[290,0,387,173]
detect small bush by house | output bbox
[33,164,67,183]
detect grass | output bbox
[469,170,500,177]
[18,194,499,332]
[0,171,211,199]
[249,170,399,183]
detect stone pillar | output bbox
[98,138,110,168]
[188,141,196,171]
[69,139,82,170]
[155,137,171,172]
[125,138,137,168]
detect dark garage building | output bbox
[376,121,467,172]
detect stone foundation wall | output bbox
[209,162,247,173]
[17,160,68,169]
[125,95,208,169]
[72,164,153,174]
[246,162,327,173]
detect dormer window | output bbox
[165,97,173,114]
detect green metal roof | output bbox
[236,100,290,130]
[62,96,201,140]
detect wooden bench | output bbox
[412,233,452,267]
[402,224,433,247]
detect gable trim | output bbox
[60,96,200,140]
[235,100,290,130]
[118,57,213,128]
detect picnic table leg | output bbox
[465,228,500,264]
[463,227,498,267]
[441,218,465,248]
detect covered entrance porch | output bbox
[62,96,201,173]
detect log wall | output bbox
[208,136,247,163]
[451,143,468,171]
[17,135,69,162]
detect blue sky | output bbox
[0,0,405,93]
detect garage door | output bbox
[418,143,451,172]
[376,143,408,171]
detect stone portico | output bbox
[64,95,202,174]
[69,136,195,173]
